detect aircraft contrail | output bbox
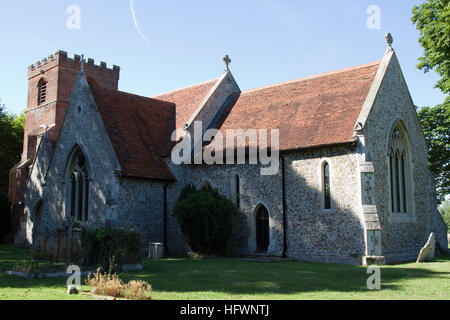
[130,0,151,48]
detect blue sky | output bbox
[0,0,446,116]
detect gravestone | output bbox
[67,285,79,295]
[416,233,435,263]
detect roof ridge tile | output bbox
[241,61,381,96]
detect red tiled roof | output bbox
[89,81,176,181]
[215,61,381,151]
[153,79,218,130]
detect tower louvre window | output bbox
[38,79,47,105]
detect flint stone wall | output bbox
[283,145,365,265]
[165,143,366,264]
[116,178,165,246]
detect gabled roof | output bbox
[215,61,381,151]
[87,59,381,178]
[153,78,218,130]
[88,81,176,181]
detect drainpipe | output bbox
[163,182,169,255]
[281,155,287,258]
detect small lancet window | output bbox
[323,162,331,210]
[38,78,47,105]
[388,124,411,214]
[235,175,240,208]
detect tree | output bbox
[412,0,450,204]
[438,200,450,229]
[412,0,450,96]
[0,106,24,195]
[0,105,25,241]
[417,103,450,204]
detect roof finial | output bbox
[223,55,231,72]
[80,54,85,74]
[385,32,393,48]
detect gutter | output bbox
[163,182,169,255]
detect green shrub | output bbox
[173,184,237,255]
[81,227,142,269]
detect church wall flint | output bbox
[116,178,165,246]
[165,145,365,264]
[283,146,365,265]
[165,160,284,257]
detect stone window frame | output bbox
[64,145,92,223]
[320,159,335,212]
[386,120,416,223]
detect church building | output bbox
[9,35,448,265]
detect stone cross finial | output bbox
[385,32,393,48]
[223,55,231,72]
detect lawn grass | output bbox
[0,243,449,300]
[0,244,91,300]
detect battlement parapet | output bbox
[28,50,120,80]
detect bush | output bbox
[81,227,142,269]
[173,185,237,255]
[0,193,10,242]
[126,280,152,300]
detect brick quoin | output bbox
[8,51,120,242]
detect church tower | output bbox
[23,50,120,161]
[8,51,119,243]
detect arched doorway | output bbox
[255,205,269,252]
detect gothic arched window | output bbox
[37,78,47,105]
[68,148,89,221]
[322,162,331,210]
[388,123,411,214]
